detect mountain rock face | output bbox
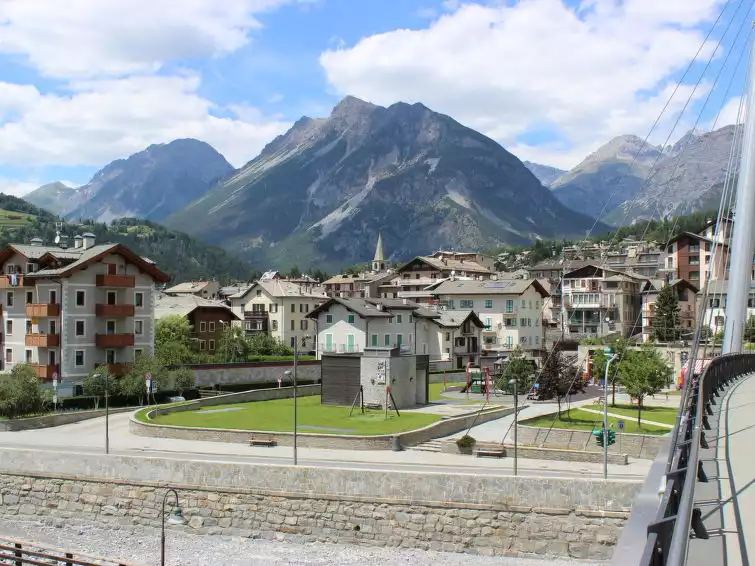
[40,139,234,222]
[551,126,738,225]
[165,96,606,270]
[523,161,566,187]
[24,182,85,217]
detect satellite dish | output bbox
[54,235,60,244]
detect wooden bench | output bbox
[249,436,277,447]
[594,396,605,404]
[365,403,382,410]
[475,449,506,459]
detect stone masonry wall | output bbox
[187,361,321,387]
[0,473,628,561]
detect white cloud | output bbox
[716,95,745,127]
[320,0,725,169]
[0,0,302,79]
[0,75,291,168]
[0,178,40,197]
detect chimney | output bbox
[29,237,43,247]
[73,235,83,249]
[82,232,96,250]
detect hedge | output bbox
[60,388,200,411]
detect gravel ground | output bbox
[0,519,601,565]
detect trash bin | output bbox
[391,436,403,452]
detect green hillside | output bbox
[0,194,254,284]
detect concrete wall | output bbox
[0,448,639,560]
[440,440,629,465]
[183,361,321,387]
[131,405,517,451]
[511,425,666,460]
[0,407,134,432]
[361,354,419,409]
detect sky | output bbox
[0,0,750,196]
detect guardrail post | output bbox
[65,552,73,566]
[697,461,708,483]
[691,508,709,539]
[14,543,21,566]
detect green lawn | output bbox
[429,381,466,401]
[593,403,679,425]
[142,395,442,435]
[0,208,34,227]
[521,409,670,435]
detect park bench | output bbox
[594,396,605,404]
[475,449,506,458]
[365,402,382,410]
[249,435,277,447]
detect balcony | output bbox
[96,304,135,317]
[25,333,60,348]
[0,274,33,288]
[106,363,131,376]
[96,274,135,288]
[30,364,59,380]
[96,333,135,348]
[26,303,60,317]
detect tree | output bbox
[589,337,627,406]
[122,353,164,405]
[170,366,196,397]
[246,332,294,356]
[216,326,252,362]
[83,365,112,410]
[745,315,755,343]
[0,364,50,419]
[617,347,670,426]
[495,348,531,393]
[539,345,583,418]
[155,315,201,366]
[653,284,681,342]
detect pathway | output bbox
[578,407,673,429]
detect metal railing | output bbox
[636,353,755,565]
[0,536,146,565]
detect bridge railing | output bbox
[617,353,755,566]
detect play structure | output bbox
[460,363,493,400]
[678,358,712,389]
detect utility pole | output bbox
[723,36,755,353]
[603,350,617,480]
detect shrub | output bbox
[456,434,476,449]
[0,363,50,419]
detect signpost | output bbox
[618,419,625,456]
[146,372,152,405]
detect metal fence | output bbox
[633,353,755,565]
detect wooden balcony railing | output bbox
[107,363,131,376]
[29,363,59,379]
[25,303,60,317]
[96,333,135,348]
[96,304,135,317]
[96,274,135,287]
[0,274,33,288]
[25,333,60,348]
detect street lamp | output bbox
[160,488,186,566]
[94,373,110,455]
[603,348,617,480]
[509,377,518,476]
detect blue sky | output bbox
[0,0,748,195]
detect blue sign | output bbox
[618,419,625,431]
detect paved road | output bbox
[0,411,652,480]
[689,373,755,566]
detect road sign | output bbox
[618,419,625,431]
[52,372,58,387]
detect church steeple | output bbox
[372,233,386,272]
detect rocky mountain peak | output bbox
[330,95,380,120]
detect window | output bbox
[209,339,215,351]
[396,334,403,347]
[75,291,85,306]
[271,320,279,330]
[290,320,295,331]
[199,340,206,350]
[520,318,527,327]
[26,263,34,273]
[520,336,527,344]
[5,320,11,335]
[106,320,116,334]
[460,300,474,309]
[300,320,308,330]
[135,349,143,359]
[6,292,13,307]
[271,303,278,313]
[25,291,33,304]
[521,300,526,309]
[348,313,355,324]
[25,320,31,334]
[535,301,539,310]
[529,300,532,309]
[134,320,143,335]
[75,320,85,336]
[4,349,11,363]
[485,300,493,309]
[208,322,216,332]
[689,271,700,281]
[106,350,115,364]
[300,304,304,313]
[396,314,402,324]
[25,350,31,363]
[384,334,391,346]
[326,314,333,324]
[506,300,514,313]
[485,317,492,329]
[409,315,413,323]
[199,321,206,332]
[535,336,540,345]
[290,337,296,347]
[371,334,378,347]
[256,290,262,297]
[290,303,295,313]
[75,350,84,367]
[107,291,117,305]
[134,292,144,307]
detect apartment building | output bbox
[561,265,642,339]
[154,293,239,354]
[429,279,549,356]
[664,232,728,288]
[639,279,698,342]
[164,280,220,300]
[229,280,327,349]
[0,235,169,397]
[699,280,755,334]
[306,297,484,367]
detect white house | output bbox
[430,278,549,356]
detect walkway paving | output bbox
[689,373,755,566]
[578,407,673,429]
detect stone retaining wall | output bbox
[440,441,629,465]
[0,407,134,432]
[0,449,639,560]
[185,361,321,388]
[131,405,516,451]
[511,425,666,460]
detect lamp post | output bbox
[509,377,518,476]
[603,349,617,480]
[95,373,109,455]
[285,335,310,466]
[160,488,186,566]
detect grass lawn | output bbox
[591,403,678,425]
[521,408,670,435]
[142,395,443,435]
[0,208,34,227]
[429,381,466,401]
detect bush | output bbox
[0,363,50,419]
[456,434,476,449]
